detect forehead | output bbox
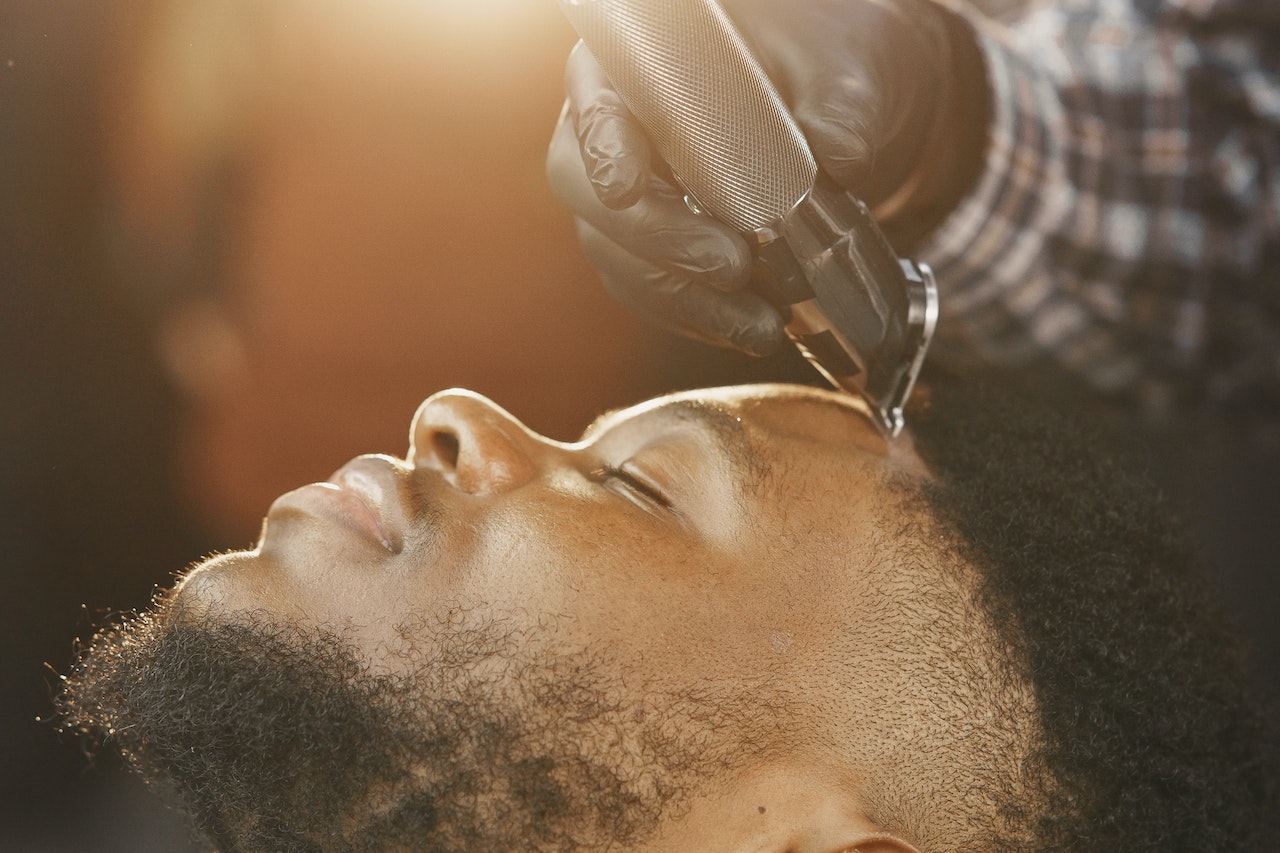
[575,385,904,517]
[582,395,755,474]
[580,385,890,459]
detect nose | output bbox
[409,389,552,495]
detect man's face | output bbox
[66,385,1024,853]
[181,384,919,693]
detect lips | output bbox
[267,455,407,553]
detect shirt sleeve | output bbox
[917,0,1280,422]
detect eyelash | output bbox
[592,465,672,510]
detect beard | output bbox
[57,600,772,853]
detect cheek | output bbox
[450,498,826,685]
[455,498,668,619]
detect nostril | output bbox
[431,431,460,470]
[410,391,542,494]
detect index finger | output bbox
[565,41,654,210]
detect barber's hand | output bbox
[546,0,984,355]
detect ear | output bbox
[789,815,924,853]
[660,763,930,853]
[834,832,924,853]
[736,770,927,853]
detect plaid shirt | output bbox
[920,0,1280,426]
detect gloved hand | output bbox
[546,0,988,355]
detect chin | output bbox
[169,550,263,622]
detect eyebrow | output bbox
[582,399,766,487]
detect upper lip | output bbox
[328,455,408,553]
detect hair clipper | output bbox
[556,0,938,437]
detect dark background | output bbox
[2,4,201,849]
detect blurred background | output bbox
[0,1,739,849]
[1,1,1276,850]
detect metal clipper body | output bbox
[556,0,937,436]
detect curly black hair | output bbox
[909,369,1279,851]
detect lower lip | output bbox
[268,483,392,551]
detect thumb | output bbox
[565,41,652,210]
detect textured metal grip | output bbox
[558,0,817,232]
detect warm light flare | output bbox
[373,0,572,45]
[422,0,557,28]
